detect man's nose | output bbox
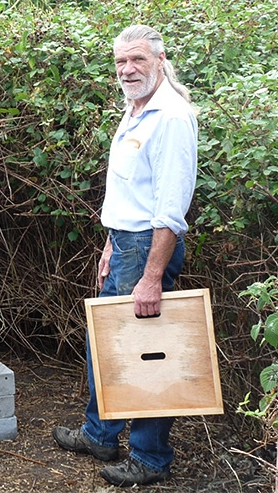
[122,59,136,75]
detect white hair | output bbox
[114,25,192,103]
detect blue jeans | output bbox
[82,229,185,472]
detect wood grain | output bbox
[85,289,223,419]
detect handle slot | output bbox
[141,352,166,361]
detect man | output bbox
[53,24,198,487]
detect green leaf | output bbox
[38,194,46,203]
[79,180,90,190]
[85,102,96,110]
[28,57,36,69]
[257,292,271,311]
[50,209,70,216]
[260,364,278,393]
[263,166,278,176]
[49,129,67,141]
[238,392,251,407]
[60,168,72,179]
[259,393,277,412]
[33,148,48,167]
[0,107,20,115]
[15,30,28,53]
[264,314,278,347]
[68,228,79,242]
[50,64,60,82]
[14,92,29,101]
[250,323,261,342]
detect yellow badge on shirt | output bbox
[123,138,141,149]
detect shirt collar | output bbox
[143,78,171,111]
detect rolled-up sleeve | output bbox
[151,113,198,236]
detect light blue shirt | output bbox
[101,78,198,236]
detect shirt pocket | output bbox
[110,139,140,180]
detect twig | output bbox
[223,458,243,493]
[49,468,65,476]
[252,182,278,204]
[4,0,22,12]
[0,448,47,466]
[29,478,36,492]
[231,447,277,473]
[276,440,278,493]
[202,416,214,454]
[227,259,267,268]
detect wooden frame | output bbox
[85,289,223,419]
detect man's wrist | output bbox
[142,269,163,283]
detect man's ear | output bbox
[158,51,166,70]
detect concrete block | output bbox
[0,363,15,396]
[0,415,17,441]
[0,395,15,418]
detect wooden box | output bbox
[85,289,223,419]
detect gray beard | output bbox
[118,72,157,100]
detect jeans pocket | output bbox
[111,234,137,254]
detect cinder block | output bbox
[0,363,15,396]
[0,395,15,418]
[0,415,17,441]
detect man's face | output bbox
[114,39,165,101]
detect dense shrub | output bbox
[0,0,277,414]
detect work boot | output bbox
[101,457,170,486]
[53,426,118,461]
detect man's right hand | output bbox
[98,236,113,290]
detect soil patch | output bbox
[0,355,274,492]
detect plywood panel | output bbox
[85,289,223,419]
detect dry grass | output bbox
[1,159,278,492]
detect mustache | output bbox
[119,76,142,83]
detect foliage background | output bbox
[0,0,277,460]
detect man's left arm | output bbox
[132,227,177,317]
[133,113,197,317]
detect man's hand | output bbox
[132,228,177,317]
[98,236,113,290]
[132,275,162,317]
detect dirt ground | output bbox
[0,354,275,493]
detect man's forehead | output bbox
[114,38,152,57]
